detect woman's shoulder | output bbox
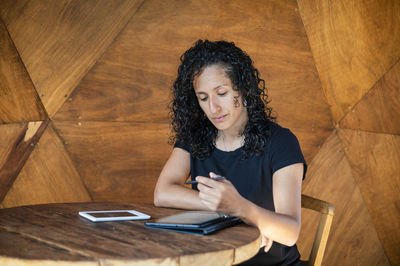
[174,138,191,152]
[267,122,293,138]
[264,122,300,150]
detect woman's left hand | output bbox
[196,172,245,216]
[261,235,273,252]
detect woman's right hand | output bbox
[196,172,246,217]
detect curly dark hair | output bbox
[170,40,275,159]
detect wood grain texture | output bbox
[290,127,332,164]
[0,202,260,264]
[298,0,400,122]
[0,121,48,204]
[338,129,400,265]
[0,124,24,170]
[340,59,400,134]
[0,123,91,208]
[54,61,171,123]
[298,130,389,265]
[0,230,94,263]
[0,0,144,117]
[53,121,171,203]
[54,0,333,159]
[232,234,263,265]
[0,124,28,202]
[0,18,47,123]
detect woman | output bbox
[154,40,306,265]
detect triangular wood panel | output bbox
[340,59,400,134]
[0,121,47,203]
[290,127,332,163]
[54,61,171,123]
[52,121,171,203]
[0,123,91,208]
[298,131,389,265]
[0,124,22,168]
[0,0,144,117]
[0,18,47,123]
[54,0,333,162]
[338,129,400,265]
[297,0,400,123]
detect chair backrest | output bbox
[301,194,335,266]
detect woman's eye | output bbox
[200,97,208,102]
[218,92,227,96]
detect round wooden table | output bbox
[0,202,261,265]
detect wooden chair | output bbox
[301,194,335,266]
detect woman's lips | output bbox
[213,114,227,122]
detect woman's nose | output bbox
[209,97,220,114]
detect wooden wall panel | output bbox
[0,18,46,123]
[338,129,400,265]
[0,0,144,117]
[291,127,331,163]
[3,1,396,264]
[0,122,47,204]
[298,131,389,265]
[0,124,25,169]
[298,0,400,123]
[340,60,400,134]
[0,123,91,208]
[53,121,171,203]
[54,0,333,162]
[54,62,171,123]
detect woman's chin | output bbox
[212,123,229,131]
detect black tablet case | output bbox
[144,211,242,235]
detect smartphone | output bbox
[78,210,150,222]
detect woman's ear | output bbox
[233,95,240,107]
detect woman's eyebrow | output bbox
[213,84,229,90]
[195,84,229,95]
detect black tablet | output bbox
[145,211,241,235]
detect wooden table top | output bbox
[0,202,261,266]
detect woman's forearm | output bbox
[154,183,208,210]
[237,198,300,247]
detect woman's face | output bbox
[193,65,248,133]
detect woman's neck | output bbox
[218,117,248,151]
[218,131,244,151]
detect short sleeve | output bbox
[269,127,307,179]
[174,139,191,153]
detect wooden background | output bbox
[0,0,399,265]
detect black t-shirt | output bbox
[175,122,307,265]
